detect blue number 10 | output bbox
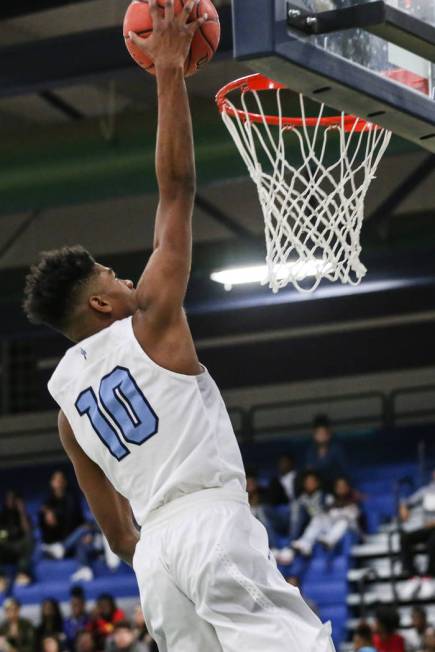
[75,366,158,461]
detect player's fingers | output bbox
[128,31,149,48]
[189,12,208,33]
[163,0,174,23]
[149,0,162,26]
[180,0,197,24]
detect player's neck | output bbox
[70,316,114,344]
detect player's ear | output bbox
[88,294,112,315]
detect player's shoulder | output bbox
[48,317,134,395]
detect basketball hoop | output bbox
[216,74,392,293]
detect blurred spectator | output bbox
[75,631,99,652]
[305,415,348,487]
[0,597,35,652]
[105,621,148,652]
[41,635,62,652]
[373,606,406,652]
[40,471,101,581]
[89,594,125,647]
[267,453,297,505]
[423,628,435,652]
[247,472,271,530]
[132,606,157,652]
[291,477,360,556]
[64,587,90,650]
[292,471,327,540]
[0,490,33,590]
[404,606,430,652]
[39,471,84,557]
[274,470,327,564]
[353,623,376,651]
[35,598,66,651]
[399,470,435,601]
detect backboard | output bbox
[232,0,435,151]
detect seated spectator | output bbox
[292,471,327,537]
[105,621,149,652]
[274,470,327,564]
[40,635,62,652]
[35,598,66,651]
[64,587,90,650]
[39,471,100,581]
[305,414,348,488]
[267,453,297,504]
[88,594,125,648]
[0,597,35,652]
[0,490,33,590]
[399,469,435,601]
[353,623,377,651]
[404,606,430,652]
[132,606,157,652]
[39,471,84,558]
[75,631,99,652]
[246,472,267,520]
[291,476,360,557]
[373,606,406,652]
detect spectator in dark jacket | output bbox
[305,414,348,487]
[64,587,90,650]
[0,598,35,652]
[0,491,33,590]
[35,598,66,651]
[39,471,84,557]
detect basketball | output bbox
[123,0,221,77]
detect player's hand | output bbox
[128,0,207,70]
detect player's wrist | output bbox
[155,62,185,75]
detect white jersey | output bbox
[47,316,246,526]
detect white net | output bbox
[220,83,392,293]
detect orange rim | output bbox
[216,73,378,133]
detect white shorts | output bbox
[133,488,335,652]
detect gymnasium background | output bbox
[0,1,435,651]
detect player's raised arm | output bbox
[58,411,139,566]
[129,0,207,327]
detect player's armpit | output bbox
[57,411,139,566]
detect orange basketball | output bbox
[123,0,220,77]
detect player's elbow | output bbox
[108,531,139,563]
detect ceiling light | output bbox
[210,260,333,291]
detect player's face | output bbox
[95,264,138,319]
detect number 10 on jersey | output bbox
[75,366,158,461]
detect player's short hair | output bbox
[23,246,96,333]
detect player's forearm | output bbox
[155,65,196,197]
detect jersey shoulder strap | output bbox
[47,317,134,402]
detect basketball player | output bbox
[23,2,335,650]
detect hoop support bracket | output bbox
[286,0,435,63]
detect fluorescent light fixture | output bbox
[210,260,333,291]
